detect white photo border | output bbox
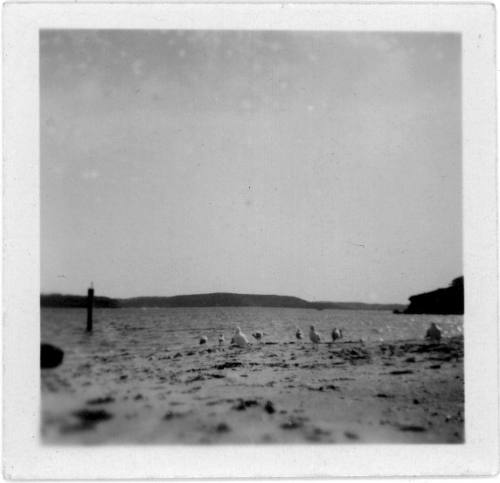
[3,2,498,478]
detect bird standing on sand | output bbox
[425,322,442,342]
[331,328,342,342]
[252,331,263,343]
[296,328,303,340]
[218,334,225,345]
[233,327,249,348]
[199,336,208,345]
[309,325,321,346]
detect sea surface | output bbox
[41,307,463,356]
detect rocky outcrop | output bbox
[403,277,464,315]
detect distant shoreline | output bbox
[40,292,406,312]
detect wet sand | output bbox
[42,336,464,444]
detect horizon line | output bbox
[40,290,407,306]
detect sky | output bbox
[40,30,462,303]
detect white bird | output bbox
[218,334,225,345]
[296,328,303,340]
[252,331,263,342]
[309,325,321,346]
[233,327,249,348]
[331,328,342,342]
[199,336,208,345]
[425,323,442,342]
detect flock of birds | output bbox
[198,322,443,348]
[198,325,345,348]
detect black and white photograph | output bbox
[40,28,464,445]
[2,2,497,478]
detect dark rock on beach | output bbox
[87,396,115,405]
[41,343,64,369]
[164,410,188,421]
[214,361,243,370]
[68,409,113,431]
[264,401,276,414]
[233,399,259,411]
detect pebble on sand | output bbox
[199,336,208,345]
[264,401,276,414]
[296,328,303,340]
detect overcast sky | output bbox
[40,30,461,303]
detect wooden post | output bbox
[86,283,94,332]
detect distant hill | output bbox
[117,293,308,309]
[400,277,464,315]
[41,293,119,308]
[41,292,405,311]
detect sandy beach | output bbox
[42,334,463,444]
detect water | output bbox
[42,307,463,358]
